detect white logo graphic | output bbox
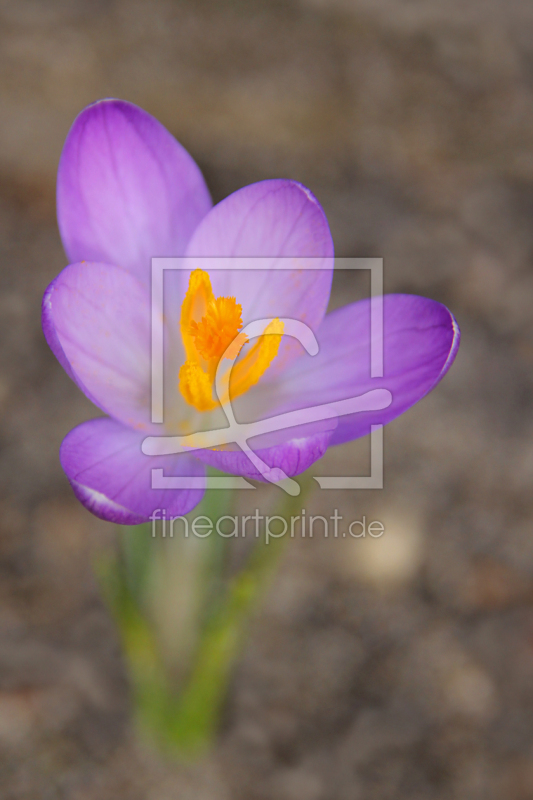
[144,258,387,494]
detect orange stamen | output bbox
[178,269,283,412]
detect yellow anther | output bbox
[190,295,244,363]
[179,269,283,412]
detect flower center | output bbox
[190,295,244,362]
[178,269,283,412]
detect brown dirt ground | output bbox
[2,0,533,797]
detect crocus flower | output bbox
[42,99,460,524]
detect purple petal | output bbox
[57,99,212,284]
[192,429,334,481]
[61,417,205,524]
[184,180,334,374]
[43,261,155,431]
[248,294,460,445]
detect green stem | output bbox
[97,472,313,760]
[166,474,313,757]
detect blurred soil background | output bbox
[2,0,533,797]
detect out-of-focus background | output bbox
[2,0,533,797]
